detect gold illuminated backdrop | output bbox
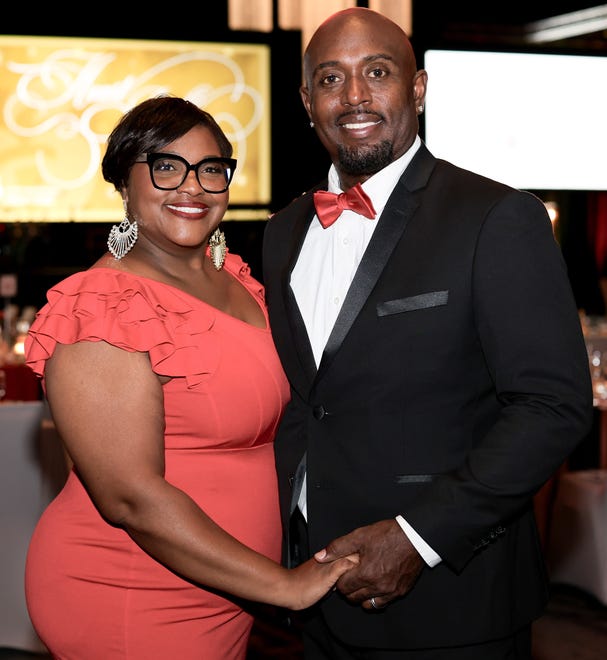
[0,36,271,222]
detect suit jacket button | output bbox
[312,405,326,419]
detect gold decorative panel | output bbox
[0,36,270,222]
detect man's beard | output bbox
[337,140,393,176]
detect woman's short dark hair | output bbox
[101,95,233,191]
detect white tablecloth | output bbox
[0,401,67,651]
[548,469,607,605]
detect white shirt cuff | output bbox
[395,514,442,567]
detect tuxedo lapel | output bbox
[318,180,418,377]
[278,188,325,390]
[285,287,317,384]
[277,146,435,385]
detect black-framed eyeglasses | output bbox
[136,153,237,193]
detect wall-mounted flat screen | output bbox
[423,49,607,191]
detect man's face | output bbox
[300,13,426,183]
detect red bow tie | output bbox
[313,183,376,228]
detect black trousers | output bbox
[301,610,532,660]
[287,511,532,660]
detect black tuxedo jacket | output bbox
[262,143,593,649]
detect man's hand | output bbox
[314,519,425,610]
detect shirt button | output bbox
[313,406,326,419]
[333,297,340,305]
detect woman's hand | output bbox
[281,553,359,610]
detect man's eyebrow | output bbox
[363,53,395,63]
[315,60,340,72]
[314,53,394,73]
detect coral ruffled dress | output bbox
[24,254,290,660]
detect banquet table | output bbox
[547,469,607,605]
[0,401,67,652]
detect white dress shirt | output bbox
[290,136,441,567]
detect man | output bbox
[262,7,593,659]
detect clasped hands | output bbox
[314,518,425,611]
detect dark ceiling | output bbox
[412,1,607,52]
[20,3,607,53]
[415,0,603,25]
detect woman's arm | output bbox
[45,340,355,610]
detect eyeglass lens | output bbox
[150,156,233,192]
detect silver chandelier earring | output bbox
[108,202,138,260]
[209,227,227,271]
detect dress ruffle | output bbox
[25,252,263,390]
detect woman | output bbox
[24,95,355,660]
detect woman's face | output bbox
[124,125,230,256]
